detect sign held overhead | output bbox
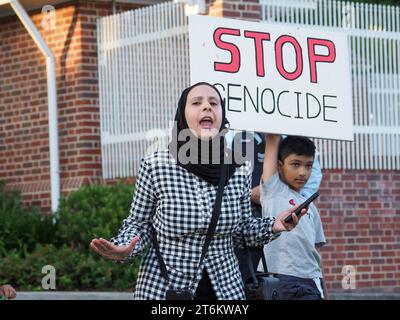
[189,15,353,141]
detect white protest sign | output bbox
[189,15,353,141]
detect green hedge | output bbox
[56,183,135,247]
[0,181,141,291]
[0,182,56,256]
[0,245,139,291]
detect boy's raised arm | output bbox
[262,133,281,184]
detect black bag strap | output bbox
[242,234,269,288]
[152,230,169,282]
[152,164,229,288]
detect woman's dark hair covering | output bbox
[169,82,239,186]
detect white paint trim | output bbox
[9,0,60,212]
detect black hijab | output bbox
[169,82,240,186]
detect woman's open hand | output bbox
[90,236,139,261]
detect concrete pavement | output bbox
[13,291,400,300]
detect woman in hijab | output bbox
[90,82,305,300]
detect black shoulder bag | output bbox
[242,235,282,300]
[152,165,228,300]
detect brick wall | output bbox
[207,0,260,20]
[0,1,141,212]
[319,170,400,293]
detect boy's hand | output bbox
[272,204,307,233]
[0,284,17,300]
[251,186,260,205]
[264,133,280,141]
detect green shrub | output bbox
[56,183,135,248]
[0,244,140,291]
[0,181,142,291]
[0,182,56,256]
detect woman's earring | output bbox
[224,120,230,129]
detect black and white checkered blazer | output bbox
[111,149,278,300]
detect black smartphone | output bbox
[284,192,320,224]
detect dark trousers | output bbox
[235,204,264,283]
[195,269,217,300]
[277,274,324,300]
[235,246,264,283]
